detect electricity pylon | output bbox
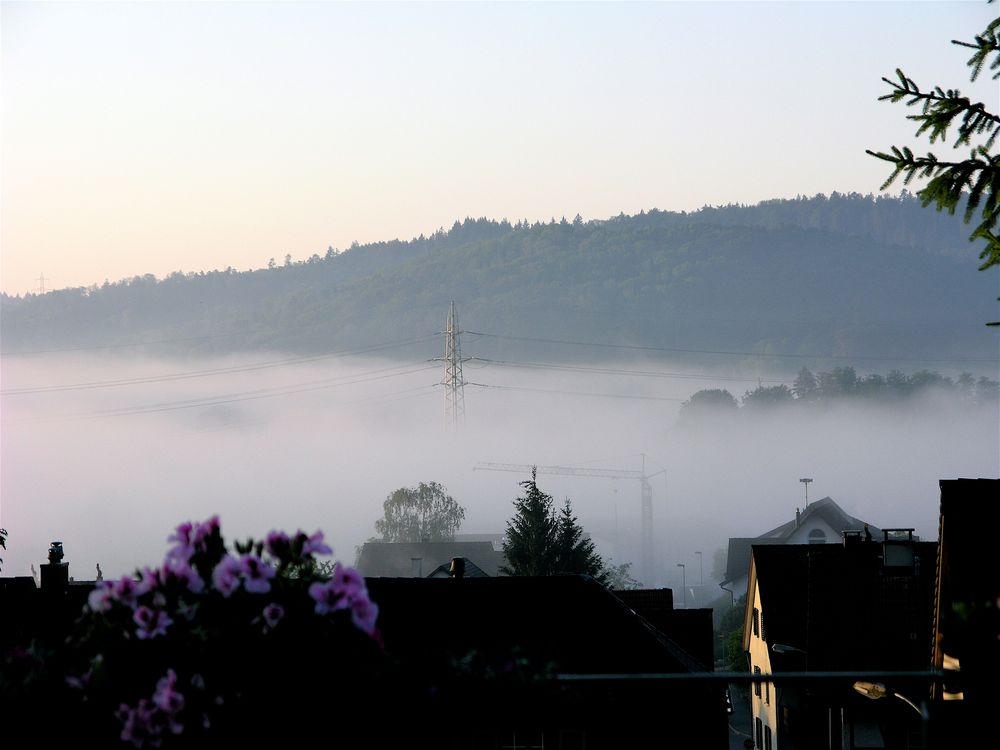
[440,301,468,427]
[474,459,665,585]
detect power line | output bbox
[470,357,787,384]
[464,331,1000,365]
[1,336,438,396]
[51,363,440,421]
[466,382,685,402]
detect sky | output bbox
[2,0,998,296]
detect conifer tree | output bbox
[501,469,607,580]
[867,1,999,308]
[501,469,558,576]
[554,498,606,581]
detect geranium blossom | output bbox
[134,606,173,640]
[152,669,185,735]
[262,602,284,629]
[300,530,332,557]
[239,554,275,595]
[87,580,115,613]
[211,555,242,598]
[161,558,205,594]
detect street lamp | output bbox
[799,478,813,507]
[771,643,808,655]
[695,550,703,586]
[853,681,927,719]
[676,563,686,608]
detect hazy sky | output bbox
[2,0,997,295]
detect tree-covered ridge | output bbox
[678,366,999,423]
[2,193,996,361]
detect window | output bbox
[765,726,772,750]
[754,666,762,697]
[808,528,827,544]
[755,718,763,749]
[753,607,760,637]
[765,678,770,705]
[760,611,766,642]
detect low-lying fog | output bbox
[2,352,997,592]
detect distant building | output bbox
[720,497,884,605]
[355,540,505,578]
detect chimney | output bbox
[449,557,465,579]
[40,541,69,592]
[795,508,801,527]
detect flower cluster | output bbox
[74,516,379,748]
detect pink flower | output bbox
[166,521,195,562]
[309,563,373,623]
[301,530,332,557]
[191,516,220,549]
[211,555,242,598]
[134,606,173,640]
[330,562,365,595]
[87,580,115,613]
[239,554,275,595]
[262,602,285,628]
[308,579,348,615]
[112,575,142,608]
[153,669,185,734]
[117,699,159,748]
[162,558,205,594]
[351,596,379,635]
[264,530,291,558]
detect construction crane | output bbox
[473,459,665,585]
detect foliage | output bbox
[866,1,999,320]
[374,481,465,542]
[554,499,606,582]
[601,560,641,590]
[677,389,738,425]
[501,469,604,580]
[679,367,999,425]
[1,517,382,747]
[716,593,748,673]
[0,527,6,573]
[2,193,996,359]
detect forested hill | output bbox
[2,193,997,365]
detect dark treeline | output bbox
[2,193,996,363]
[679,366,1000,422]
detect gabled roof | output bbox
[722,497,883,585]
[427,557,492,578]
[356,541,506,578]
[747,540,937,674]
[760,496,881,540]
[366,575,708,675]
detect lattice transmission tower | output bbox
[440,300,468,427]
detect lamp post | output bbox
[853,681,927,719]
[695,550,703,586]
[771,643,807,655]
[676,563,686,608]
[799,478,813,507]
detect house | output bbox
[927,478,1000,747]
[366,574,729,747]
[720,496,884,605]
[743,531,937,750]
[355,540,506,577]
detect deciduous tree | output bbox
[374,482,465,542]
